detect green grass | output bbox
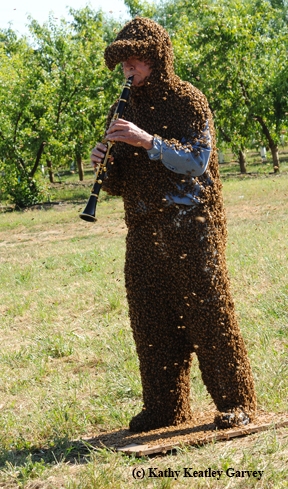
[218,146,288,177]
[0,175,287,488]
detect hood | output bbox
[104,17,175,83]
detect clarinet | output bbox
[79,75,134,222]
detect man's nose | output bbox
[123,61,134,70]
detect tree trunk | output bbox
[76,154,84,181]
[254,116,280,173]
[270,144,280,173]
[46,160,54,183]
[30,141,46,177]
[238,150,247,174]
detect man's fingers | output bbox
[91,153,103,164]
[91,143,107,156]
[106,119,128,135]
[91,143,108,165]
[96,142,108,152]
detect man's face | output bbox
[122,57,152,86]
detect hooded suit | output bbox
[102,17,256,432]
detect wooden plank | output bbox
[117,443,150,454]
[117,418,288,457]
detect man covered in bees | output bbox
[91,17,257,432]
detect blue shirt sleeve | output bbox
[147,120,211,177]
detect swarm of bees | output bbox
[102,17,256,432]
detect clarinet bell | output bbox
[79,194,98,222]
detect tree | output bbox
[68,7,127,179]
[124,0,157,17]
[27,11,111,182]
[153,0,288,172]
[0,8,125,206]
[0,34,49,206]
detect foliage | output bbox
[0,0,288,205]
[0,37,49,206]
[28,9,120,170]
[124,0,158,17]
[0,8,123,207]
[161,0,288,169]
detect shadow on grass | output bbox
[0,419,216,470]
[0,418,218,470]
[0,437,92,470]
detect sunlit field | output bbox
[0,173,287,488]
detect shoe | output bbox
[214,408,250,429]
[129,407,193,433]
[129,410,169,432]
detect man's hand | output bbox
[105,119,153,150]
[90,142,114,171]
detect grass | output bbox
[218,146,288,177]
[0,173,287,488]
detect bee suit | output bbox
[102,17,256,432]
